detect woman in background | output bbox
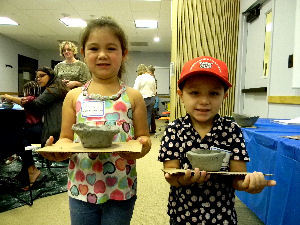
[23,67,69,146]
[133,64,156,131]
[54,41,90,89]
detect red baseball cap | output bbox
[178,56,232,89]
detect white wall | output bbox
[0,35,171,95]
[38,50,61,67]
[268,0,300,118]
[0,34,39,93]
[236,0,300,119]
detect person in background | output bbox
[22,67,69,147]
[1,81,43,190]
[147,65,158,133]
[54,41,90,89]
[40,17,151,225]
[133,64,156,132]
[158,56,276,225]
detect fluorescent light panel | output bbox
[0,17,18,25]
[135,20,157,28]
[59,17,87,27]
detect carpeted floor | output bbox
[0,120,264,225]
[0,154,68,212]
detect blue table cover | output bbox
[235,118,300,225]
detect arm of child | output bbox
[230,160,276,194]
[39,88,80,161]
[117,87,151,160]
[163,160,210,187]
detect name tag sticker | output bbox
[81,100,105,117]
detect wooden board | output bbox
[162,168,273,176]
[36,140,141,153]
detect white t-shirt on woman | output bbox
[133,73,156,98]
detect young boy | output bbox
[158,56,276,225]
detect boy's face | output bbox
[177,75,227,127]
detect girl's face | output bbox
[83,27,127,81]
[177,75,227,127]
[35,71,50,87]
[62,44,75,60]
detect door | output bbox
[240,0,273,117]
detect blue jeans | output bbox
[144,96,155,129]
[69,195,137,225]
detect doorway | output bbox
[18,55,38,96]
[237,0,273,117]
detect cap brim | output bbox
[178,71,232,89]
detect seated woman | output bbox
[23,67,69,147]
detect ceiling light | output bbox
[0,17,18,25]
[154,37,160,42]
[135,20,158,29]
[59,17,87,27]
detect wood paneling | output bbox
[170,0,240,121]
[268,96,300,105]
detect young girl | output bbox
[40,17,151,225]
[159,56,276,225]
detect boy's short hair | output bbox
[178,56,232,90]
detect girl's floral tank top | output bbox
[67,80,137,204]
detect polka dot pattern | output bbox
[158,114,249,224]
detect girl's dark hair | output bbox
[80,17,128,79]
[36,66,69,97]
[23,81,41,97]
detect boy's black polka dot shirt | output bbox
[158,114,250,225]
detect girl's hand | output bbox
[237,171,276,194]
[118,136,151,160]
[39,136,72,162]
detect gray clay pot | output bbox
[2,102,14,109]
[186,149,226,171]
[232,113,259,127]
[72,123,120,148]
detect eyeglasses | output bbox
[35,73,47,80]
[63,48,72,53]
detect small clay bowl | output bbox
[186,149,226,171]
[232,113,259,127]
[2,102,14,109]
[72,123,120,148]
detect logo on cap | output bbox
[199,62,213,69]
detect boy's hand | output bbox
[239,171,276,194]
[180,168,210,185]
[165,168,210,187]
[39,136,72,162]
[118,136,151,160]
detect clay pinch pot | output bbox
[186,149,226,171]
[72,123,120,148]
[1,102,14,109]
[232,112,259,127]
